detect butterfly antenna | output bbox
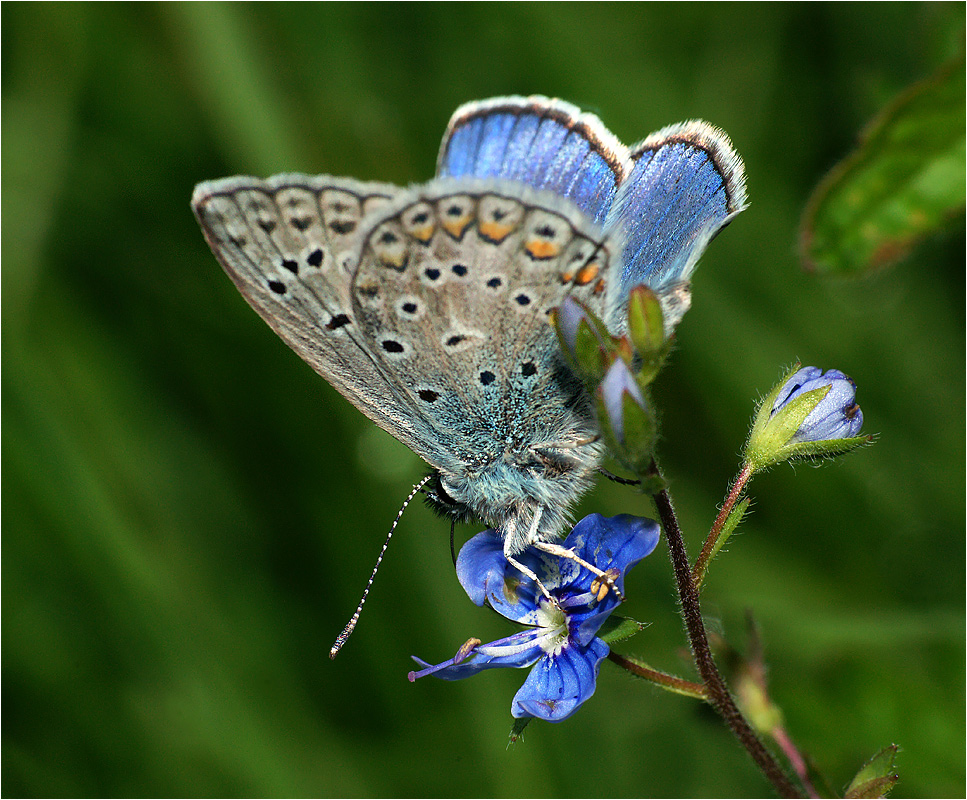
[329,474,433,659]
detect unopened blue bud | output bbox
[746,364,870,471]
[600,359,646,444]
[773,367,863,443]
[554,296,613,386]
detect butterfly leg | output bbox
[502,506,559,605]
[532,540,626,604]
[506,554,559,606]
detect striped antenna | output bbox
[329,474,433,658]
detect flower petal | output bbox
[409,629,546,682]
[511,637,610,722]
[566,514,661,587]
[770,367,863,443]
[771,366,824,415]
[455,529,506,607]
[561,514,661,645]
[455,529,547,625]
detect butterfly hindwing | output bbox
[437,98,748,333]
[605,121,748,295]
[349,178,614,480]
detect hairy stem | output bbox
[692,461,753,588]
[607,652,707,699]
[654,484,801,798]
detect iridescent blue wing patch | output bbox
[604,121,747,296]
[437,96,630,225]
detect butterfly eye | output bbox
[423,473,475,523]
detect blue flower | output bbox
[409,514,660,722]
[772,366,863,442]
[746,364,868,471]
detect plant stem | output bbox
[653,484,802,798]
[607,652,707,699]
[692,461,753,588]
[771,726,820,799]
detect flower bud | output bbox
[746,364,870,471]
[553,296,612,385]
[774,367,863,442]
[597,359,656,471]
[625,285,669,386]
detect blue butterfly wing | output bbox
[439,100,748,333]
[437,96,630,224]
[604,121,747,295]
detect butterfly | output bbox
[192,95,746,570]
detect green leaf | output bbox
[845,744,900,798]
[597,615,646,644]
[695,496,752,590]
[801,56,965,276]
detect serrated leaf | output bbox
[801,56,965,276]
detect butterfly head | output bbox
[423,471,477,524]
[425,433,604,556]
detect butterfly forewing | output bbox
[608,121,748,294]
[437,96,630,224]
[191,174,446,456]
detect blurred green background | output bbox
[3,3,964,797]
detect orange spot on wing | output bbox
[525,239,560,259]
[378,251,407,270]
[575,263,600,285]
[442,215,473,239]
[407,224,435,243]
[478,220,515,242]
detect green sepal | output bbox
[746,382,829,470]
[597,615,647,645]
[626,285,669,386]
[595,385,657,474]
[845,744,900,799]
[575,318,610,382]
[778,433,873,464]
[507,716,530,745]
[552,302,614,386]
[620,388,657,473]
[745,363,808,464]
[594,392,622,457]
